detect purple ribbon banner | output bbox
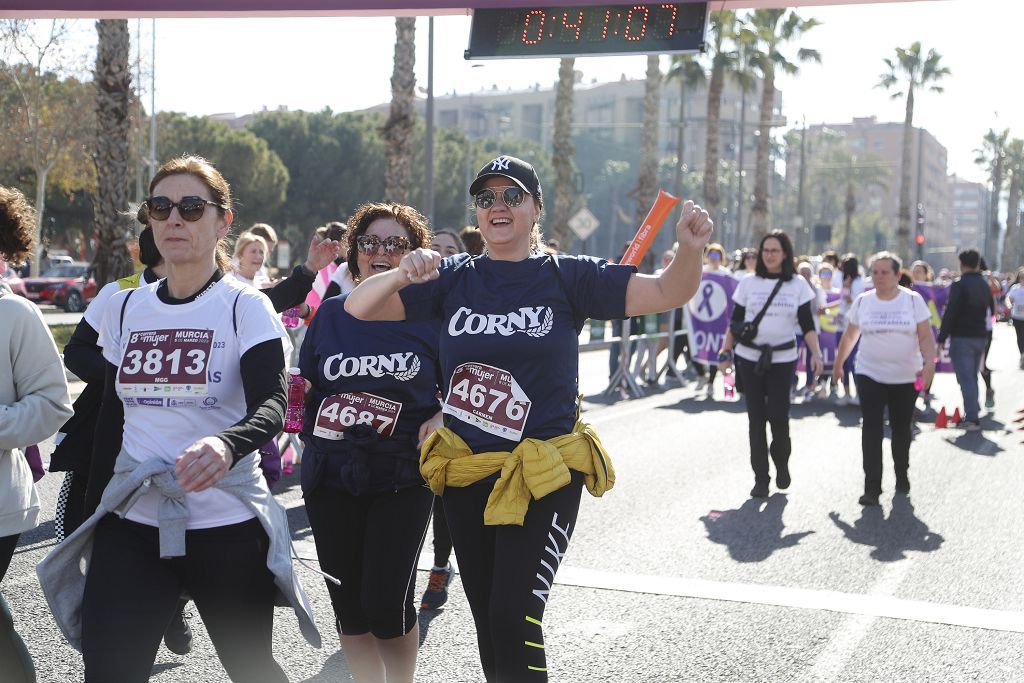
[684,270,737,367]
[912,282,952,373]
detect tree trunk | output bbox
[550,58,576,248]
[897,85,914,255]
[750,65,775,243]
[383,17,416,204]
[843,180,855,254]
[990,159,1004,268]
[634,55,661,227]
[92,19,135,288]
[673,75,686,197]
[703,64,724,222]
[1003,166,1022,272]
[32,169,48,277]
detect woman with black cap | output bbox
[346,154,713,682]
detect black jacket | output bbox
[937,272,995,343]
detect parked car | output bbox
[22,261,97,312]
[0,259,28,298]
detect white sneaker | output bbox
[835,395,850,407]
[848,395,860,407]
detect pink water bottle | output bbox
[723,371,736,400]
[914,375,924,392]
[284,368,305,433]
[282,306,301,329]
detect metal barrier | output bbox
[579,307,693,399]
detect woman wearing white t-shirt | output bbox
[833,252,936,507]
[719,231,823,498]
[39,156,319,681]
[1006,268,1024,367]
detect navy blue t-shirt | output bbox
[400,253,632,453]
[299,295,442,493]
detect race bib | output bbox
[443,363,531,442]
[118,328,213,396]
[313,392,402,440]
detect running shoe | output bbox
[984,389,995,409]
[835,395,850,407]
[749,483,769,498]
[961,420,982,432]
[848,395,860,407]
[164,602,193,656]
[895,476,911,494]
[776,463,791,490]
[858,493,880,506]
[420,563,453,610]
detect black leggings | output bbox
[1,534,35,683]
[304,484,432,638]
[857,375,917,495]
[737,358,796,485]
[431,496,453,568]
[443,471,584,683]
[981,332,993,393]
[1015,319,1024,355]
[81,515,285,683]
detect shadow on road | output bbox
[298,650,350,682]
[829,495,944,562]
[418,606,446,647]
[700,494,814,563]
[941,419,1009,457]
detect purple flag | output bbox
[684,271,737,367]
[912,282,952,373]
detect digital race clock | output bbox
[465,3,708,59]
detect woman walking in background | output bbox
[833,252,935,506]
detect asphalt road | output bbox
[5,324,1023,682]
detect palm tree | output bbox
[665,54,705,199]
[91,19,134,287]
[974,128,1009,266]
[1001,138,1023,271]
[383,17,415,203]
[550,57,576,248]
[633,54,661,227]
[877,42,950,256]
[702,10,740,225]
[747,9,821,243]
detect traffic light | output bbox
[915,233,926,246]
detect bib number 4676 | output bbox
[443,363,531,442]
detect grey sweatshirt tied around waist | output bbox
[36,449,323,651]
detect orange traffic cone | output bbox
[935,406,948,429]
[951,407,962,425]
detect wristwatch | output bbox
[717,350,734,363]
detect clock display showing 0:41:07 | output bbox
[498,4,683,47]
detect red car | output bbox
[22,261,97,312]
[0,260,28,298]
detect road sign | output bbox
[568,207,600,241]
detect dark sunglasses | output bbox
[474,186,527,210]
[356,235,410,256]
[146,196,225,222]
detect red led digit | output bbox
[661,4,678,37]
[625,5,649,42]
[602,9,612,39]
[522,9,545,45]
[562,10,583,40]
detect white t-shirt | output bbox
[837,276,866,326]
[98,277,291,529]
[732,275,815,364]
[84,270,160,331]
[328,262,356,296]
[848,287,931,384]
[732,269,753,282]
[1007,284,1024,321]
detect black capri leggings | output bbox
[856,374,917,495]
[736,357,796,485]
[304,484,432,639]
[431,495,453,568]
[1015,319,1024,355]
[443,470,585,683]
[81,515,285,683]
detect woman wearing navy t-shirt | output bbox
[299,203,442,683]
[346,155,712,682]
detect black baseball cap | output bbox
[469,155,542,202]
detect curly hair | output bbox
[345,203,430,281]
[0,186,38,266]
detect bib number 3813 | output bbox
[314,392,402,440]
[118,328,214,396]
[443,363,531,442]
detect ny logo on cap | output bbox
[490,156,512,171]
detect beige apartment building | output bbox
[805,116,954,265]
[948,174,990,254]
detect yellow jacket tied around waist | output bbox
[419,420,615,526]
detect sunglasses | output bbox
[146,196,225,222]
[356,235,410,256]
[474,186,527,210]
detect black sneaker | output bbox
[750,483,769,498]
[420,563,453,610]
[895,477,910,494]
[776,464,791,490]
[858,493,880,506]
[164,601,193,656]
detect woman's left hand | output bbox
[921,363,935,391]
[831,362,844,386]
[810,354,824,377]
[175,436,233,492]
[417,410,445,449]
[304,234,342,273]
[674,200,713,253]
